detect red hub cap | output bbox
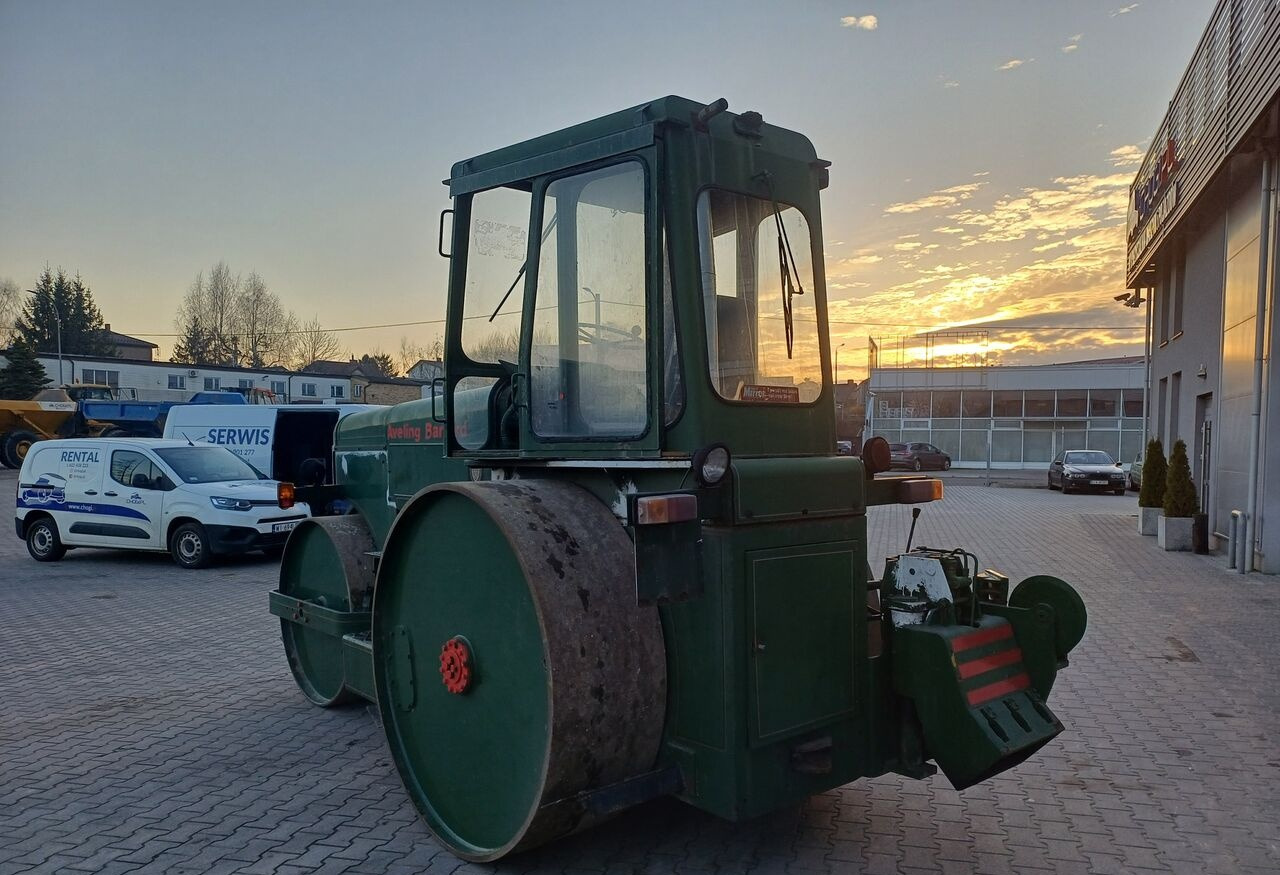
[439,637,473,694]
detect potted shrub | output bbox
[1158,439,1196,551]
[1137,438,1166,536]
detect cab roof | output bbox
[447,95,821,197]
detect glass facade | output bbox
[870,387,1144,467]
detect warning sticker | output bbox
[739,384,801,403]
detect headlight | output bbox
[211,496,252,511]
[692,443,731,486]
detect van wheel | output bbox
[3,430,37,469]
[27,517,66,562]
[0,432,12,468]
[171,522,212,569]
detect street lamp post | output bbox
[835,342,846,385]
[25,287,62,385]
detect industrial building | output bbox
[1125,0,1280,570]
[866,356,1146,470]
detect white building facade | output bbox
[1125,0,1280,570]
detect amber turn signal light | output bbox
[277,481,296,509]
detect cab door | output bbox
[99,449,166,548]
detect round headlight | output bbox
[692,443,731,486]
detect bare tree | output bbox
[0,278,20,347]
[174,262,241,365]
[174,262,300,367]
[236,272,296,367]
[292,315,343,369]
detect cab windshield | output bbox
[155,447,267,483]
[697,188,821,403]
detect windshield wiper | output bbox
[489,213,559,322]
[756,172,805,358]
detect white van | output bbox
[15,438,310,568]
[163,404,376,485]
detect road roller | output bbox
[269,96,1088,861]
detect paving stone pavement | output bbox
[1,466,1278,875]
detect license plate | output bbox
[272,521,300,533]
[1090,480,1106,485]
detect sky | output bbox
[0,1,1213,379]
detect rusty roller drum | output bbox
[372,480,666,861]
[278,516,377,706]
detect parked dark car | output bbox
[889,442,951,471]
[1047,449,1127,494]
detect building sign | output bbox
[877,400,918,418]
[1126,138,1180,274]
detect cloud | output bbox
[1110,4,1139,17]
[1109,144,1145,167]
[1062,33,1083,53]
[998,58,1032,71]
[824,168,1145,371]
[884,182,984,215]
[942,80,959,89]
[840,15,878,30]
[973,171,990,177]
[838,254,884,267]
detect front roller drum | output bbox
[277,515,377,706]
[373,480,666,861]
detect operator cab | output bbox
[441,96,833,462]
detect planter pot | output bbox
[1138,507,1160,536]
[1158,515,1194,551]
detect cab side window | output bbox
[111,451,161,490]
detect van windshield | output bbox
[155,447,267,483]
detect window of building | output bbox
[353,383,364,398]
[900,391,930,419]
[83,368,120,387]
[931,391,960,418]
[1169,372,1181,443]
[1157,377,1169,442]
[1172,245,1186,337]
[1024,390,1055,418]
[961,391,991,418]
[992,391,1022,417]
[1089,389,1119,417]
[302,383,317,397]
[1122,389,1144,418]
[873,392,902,419]
[1158,265,1172,344]
[270,380,286,396]
[204,377,220,391]
[168,375,186,390]
[330,385,345,398]
[1056,389,1087,417]
[239,379,254,389]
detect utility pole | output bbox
[25,287,62,385]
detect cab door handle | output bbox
[103,491,118,497]
[84,490,98,496]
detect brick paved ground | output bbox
[1,466,1277,874]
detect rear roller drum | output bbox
[278,516,376,706]
[373,480,666,861]
[1010,574,1087,661]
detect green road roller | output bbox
[269,96,1088,862]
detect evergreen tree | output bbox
[1163,439,1198,517]
[358,352,397,377]
[17,268,114,356]
[171,315,218,365]
[0,337,52,400]
[1138,438,1167,509]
